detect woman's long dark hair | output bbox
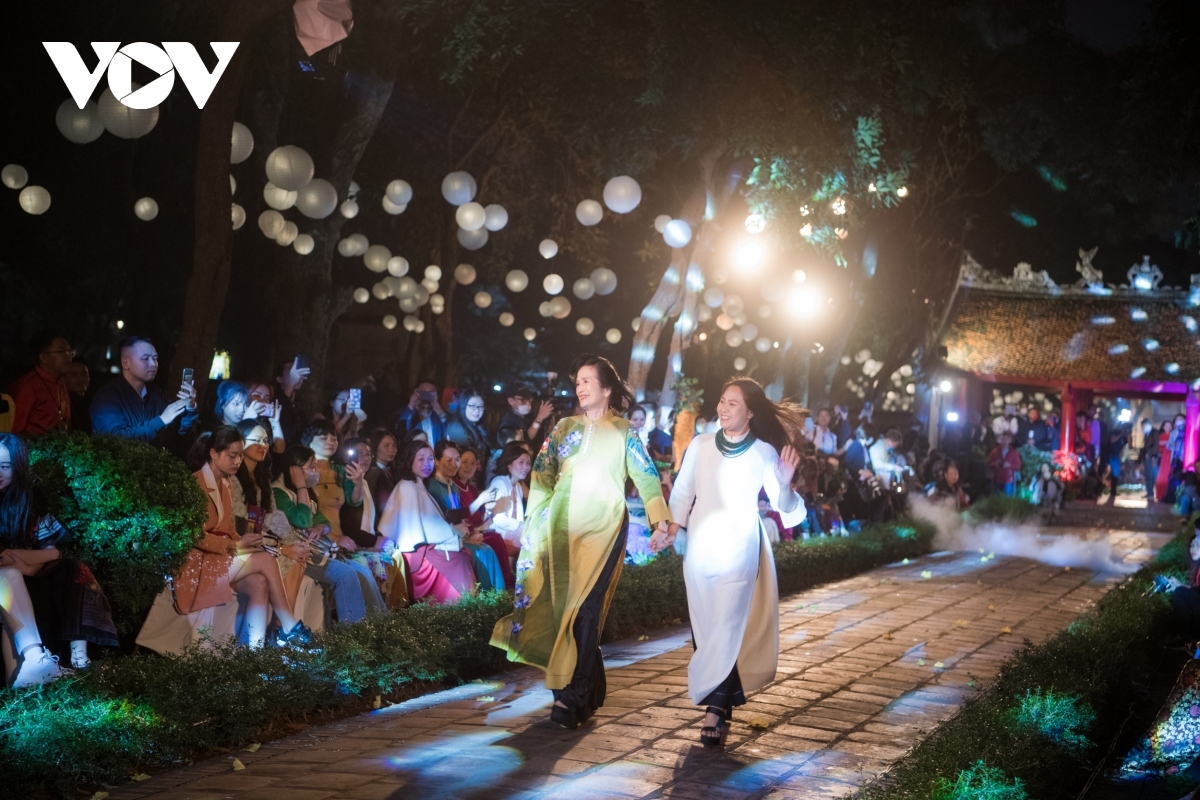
[494,442,532,478]
[278,445,316,492]
[570,354,635,413]
[213,380,248,424]
[396,440,434,482]
[186,425,244,472]
[235,419,273,510]
[0,433,33,547]
[722,377,808,455]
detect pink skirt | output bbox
[404,545,475,604]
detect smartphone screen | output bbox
[349,388,362,410]
[295,354,310,371]
[182,367,194,386]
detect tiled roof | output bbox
[940,288,1200,384]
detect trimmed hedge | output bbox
[861,520,1191,800]
[966,495,1040,525]
[29,434,207,637]
[0,521,934,797]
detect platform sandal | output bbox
[700,706,729,748]
[550,702,580,730]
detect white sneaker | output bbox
[12,646,68,688]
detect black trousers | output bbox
[554,526,628,713]
[690,630,747,712]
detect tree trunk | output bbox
[171,0,291,401]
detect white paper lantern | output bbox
[232,203,245,230]
[631,317,642,332]
[457,227,489,251]
[293,233,315,255]
[741,323,759,341]
[382,196,407,215]
[551,297,572,319]
[275,221,298,246]
[2,165,28,190]
[339,199,359,218]
[97,86,158,139]
[425,264,443,281]
[541,274,563,295]
[295,179,338,219]
[382,278,400,297]
[387,257,409,277]
[56,99,104,144]
[399,296,420,313]
[453,263,476,285]
[337,238,357,257]
[403,315,420,332]
[573,278,596,300]
[230,175,236,195]
[258,209,284,237]
[603,176,642,214]
[734,357,748,371]
[538,301,554,317]
[539,239,559,259]
[704,288,724,308]
[663,219,693,248]
[725,330,744,348]
[263,182,297,211]
[456,202,486,231]
[415,320,426,333]
[265,146,314,191]
[18,186,51,215]
[575,199,603,226]
[347,233,369,255]
[506,270,529,292]
[231,122,254,164]
[133,197,159,221]
[524,328,537,342]
[474,291,493,308]
[605,328,622,344]
[430,292,445,307]
[413,285,431,306]
[348,180,361,198]
[386,179,413,205]
[421,277,439,293]
[353,287,370,303]
[576,317,595,335]
[382,315,398,330]
[755,336,773,353]
[364,245,391,273]
[590,268,618,296]
[396,277,418,299]
[441,171,477,205]
[654,214,671,233]
[484,204,508,231]
[499,312,515,327]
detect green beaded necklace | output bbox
[714,428,756,458]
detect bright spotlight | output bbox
[1118,408,1132,423]
[946,411,959,423]
[787,287,820,317]
[792,269,806,284]
[734,239,766,272]
[492,384,502,392]
[939,379,951,392]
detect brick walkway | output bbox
[109,528,1166,800]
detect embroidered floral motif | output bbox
[514,584,524,596]
[519,533,533,550]
[516,558,534,573]
[540,508,549,522]
[626,432,660,478]
[556,429,583,458]
[511,622,523,635]
[514,594,532,609]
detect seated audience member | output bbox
[425,441,505,591]
[445,390,493,456]
[91,335,198,445]
[929,459,970,510]
[1029,461,1064,513]
[647,409,674,465]
[0,433,118,686]
[811,408,838,457]
[143,428,310,652]
[396,382,447,443]
[379,440,478,603]
[272,444,386,621]
[629,405,650,448]
[274,358,311,444]
[987,432,1022,496]
[476,442,531,582]
[365,428,399,524]
[403,428,430,445]
[11,328,75,436]
[758,497,782,543]
[232,419,276,525]
[454,446,484,526]
[65,357,92,433]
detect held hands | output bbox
[775,445,800,485]
[648,521,680,553]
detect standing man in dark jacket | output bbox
[90,335,197,445]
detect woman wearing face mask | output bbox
[666,377,806,748]
[379,440,478,603]
[273,445,380,623]
[491,355,675,730]
[141,427,310,652]
[446,390,494,459]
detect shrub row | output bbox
[1,520,934,797]
[861,520,1191,800]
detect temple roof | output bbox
[939,253,1200,387]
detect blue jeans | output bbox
[307,559,374,624]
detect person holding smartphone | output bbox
[90,335,198,447]
[396,381,447,443]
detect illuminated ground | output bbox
[109,528,1165,800]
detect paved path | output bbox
[109,528,1166,800]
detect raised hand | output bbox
[345,460,366,486]
[775,445,800,485]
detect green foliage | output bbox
[28,433,207,637]
[930,762,1028,800]
[861,527,1191,800]
[0,520,933,796]
[966,496,1040,525]
[671,375,704,414]
[1016,444,1055,483]
[1009,690,1095,752]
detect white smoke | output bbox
[909,495,1138,574]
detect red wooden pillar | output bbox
[1185,386,1200,472]
[1060,383,1075,454]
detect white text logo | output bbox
[43,42,240,110]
